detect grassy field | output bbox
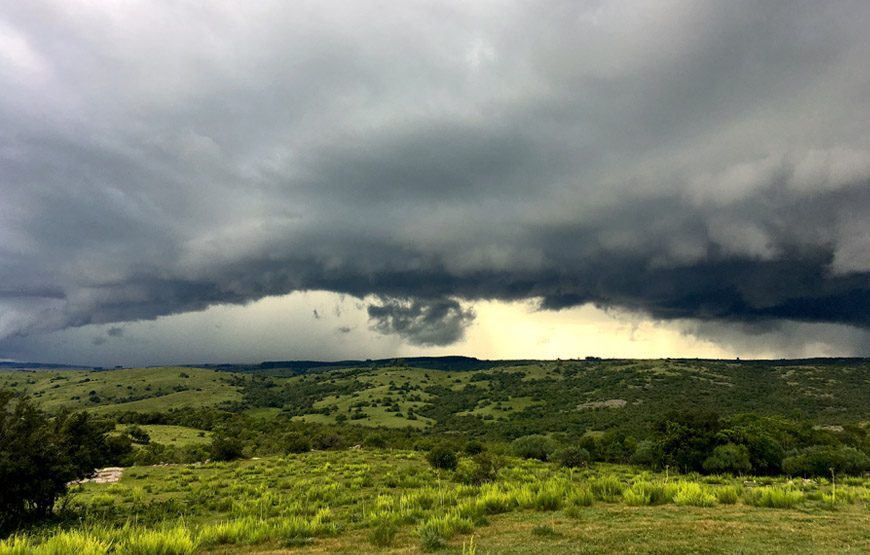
[2,449,868,554]
[0,367,242,413]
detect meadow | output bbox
[2,449,868,554]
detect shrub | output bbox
[511,435,557,461]
[553,446,591,468]
[363,434,388,449]
[427,444,459,471]
[209,434,244,462]
[673,483,717,507]
[454,453,503,485]
[464,440,485,455]
[283,432,312,454]
[703,444,752,475]
[782,446,870,477]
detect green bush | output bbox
[553,446,591,468]
[511,435,557,462]
[283,432,312,454]
[703,444,752,475]
[782,446,870,477]
[427,444,459,471]
[454,453,503,485]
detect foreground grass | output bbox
[2,450,868,554]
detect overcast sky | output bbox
[2,1,869,366]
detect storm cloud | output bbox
[1,1,870,354]
[368,298,475,346]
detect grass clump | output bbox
[418,514,474,551]
[623,480,678,506]
[368,521,398,547]
[673,482,717,507]
[0,530,110,555]
[531,524,561,538]
[744,486,804,509]
[590,474,624,502]
[117,526,198,555]
[715,485,740,505]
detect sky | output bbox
[1,0,869,366]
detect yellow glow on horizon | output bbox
[414,299,734,360]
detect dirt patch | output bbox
[75,466,124,484]
[577,399,627,410]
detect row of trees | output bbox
[497,411,870,477]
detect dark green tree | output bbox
[1,390,121,529]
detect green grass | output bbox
[6,450,866,554]
[0,367,241,413]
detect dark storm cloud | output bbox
[368,298,475,346]
[2,1,870,352]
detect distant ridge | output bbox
[199,355,537,374]
[0,361,91,370]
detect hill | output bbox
[3,358,868,436]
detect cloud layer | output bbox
[1,1,869,354]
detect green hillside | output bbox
[3,359,869,436]
[0,366,241,413]
[237,359,870,435]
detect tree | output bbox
[782,445,870,477]
[511,434,557,461]
[1,390,120,529]
[553,446,591,468]
[655,411,721,473]
[426,443,458,470]
[702,444,752,475]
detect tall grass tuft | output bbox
[0,536,32,555]
[590,475,624,502]
[418,513,474,552]
[8,530,110,555]
[715,486,740,505]
[673,482,717,507]
[368,520,398,547]
[117,526,198,555]
[744,487,804,509]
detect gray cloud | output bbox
[368,298,475,346]
[1,1,869,357]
